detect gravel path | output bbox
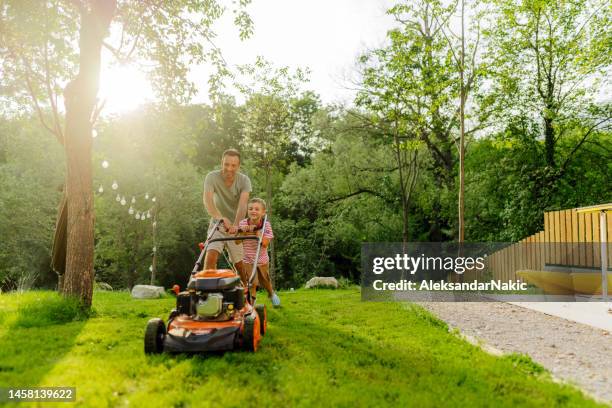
[418,302,612,403]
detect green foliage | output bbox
[0,117,64,291]
[1,0,610,292]
[465,124,612,241]
[0,289,601,406]
[0,0,254,109]
[92,106,211,289]
[482,0,611,167]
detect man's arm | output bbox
[203,191,231,228]
[233,191,250,226]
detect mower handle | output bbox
[207,236,259,243]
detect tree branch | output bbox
[19,54,63,144]
[326,188,394,206]
[558,117,611,176]
[44,40,64,143]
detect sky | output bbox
[98,0,397,114]
[70,1,612,115]
[190,0,397,106]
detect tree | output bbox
[426,0,490,241]
[236,57,315,282]
[484,0,611,171]
[0,0,252,307]
[357,0,471,242]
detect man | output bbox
[202,149,251,277]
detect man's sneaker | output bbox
[271,293,281,307]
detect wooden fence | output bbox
[484,207,611,281]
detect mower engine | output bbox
[196,293,223,318]
[174,270,245,321]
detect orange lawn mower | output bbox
[144,216,268,354]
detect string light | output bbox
[92,129,98,138]
[96,154,159,276]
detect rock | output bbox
[131,285,165,299]
[305,277,338,289]
[94,281,113,291]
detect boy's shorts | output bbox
[206,221,243,264]
[242,263,271,288]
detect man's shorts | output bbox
[206,221,243,264]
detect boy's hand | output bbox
[239,225,256,233]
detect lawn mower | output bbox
[144,217,268,354]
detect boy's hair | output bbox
[222,148,241,162]
[248,197,267,210]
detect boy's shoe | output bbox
[271,293,281,307]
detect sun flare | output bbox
[98,64,154,113]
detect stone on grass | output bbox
[131,285,165,299]
[305,277,338,289]
[94,281,113,291]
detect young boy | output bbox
[238,198,280,307]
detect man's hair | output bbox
[248,197,267,210]
[222,148,241,162]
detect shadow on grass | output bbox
[0,292,88,388]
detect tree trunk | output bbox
[458,0,465,243]
[51,192,67,292]
[394,131,409,244]
[61,1,116,308]
[264,165,276,287]
[544,115,555,167]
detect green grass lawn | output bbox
[0,288,603,407]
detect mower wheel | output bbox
[255,304,267,336]
[144,318,166,354]
[243,314,257,352]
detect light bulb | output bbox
[129,207,134,215]
[152,221,157,228]
[98,185,104,193]
[112,181,118,190]
[120,198,126,206]
[116,194,121,202]
[131,197,136,204]
[101,160,109,169]
[145,193,149,200]
[136,212,141,220]
[152,246,157,253]
[149,265,153,272]
[141,214,146,221]
[146,211,151,219]
[151,197,156,202]
[92,129,98,138]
